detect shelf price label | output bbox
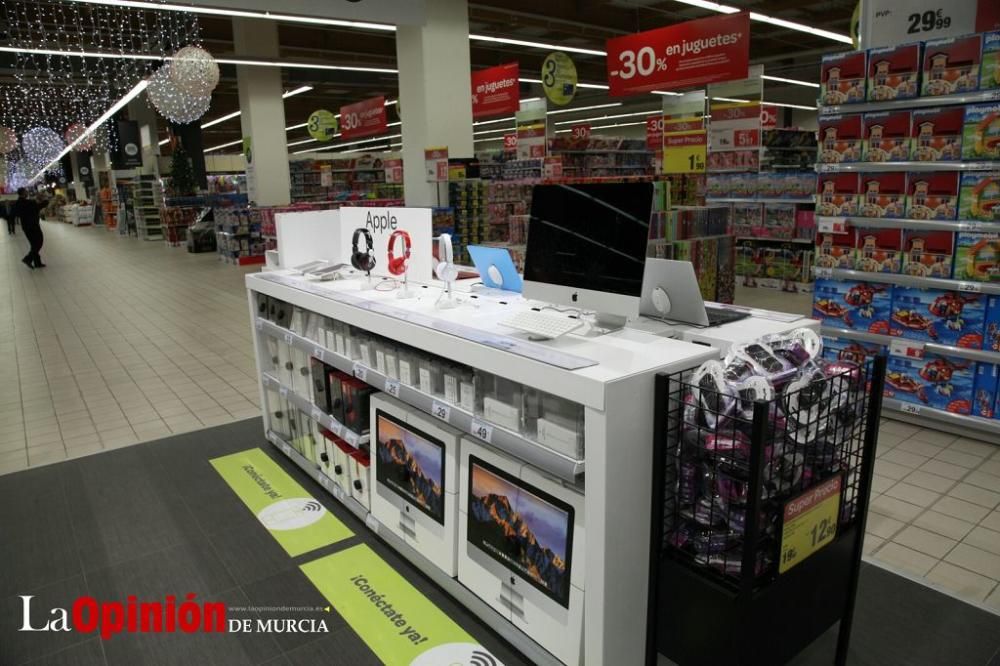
[384,378,401,398]
[817,218,848,234]
[281,442,292,457]
[889,339,925,359]
[283,333,294,346]
[471,419,494,444]
[279,386,289,399]
[899,402,922,415]
[814,267,834,279]
[313,347,324,362]
[957,282,982,293]
[779,474,842,574]
[353,362,368,383]
[431,401,451,422]
[311,406,323,423]
[330,421,343,438]
[344,430,359,447]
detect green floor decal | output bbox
[210,448,353,556]
[301,544,502,666]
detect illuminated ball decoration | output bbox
[148,66,212,125]
[169,45,220,97]
[64,123,96,151]
[0,127,17,154]
[22,127,65,164]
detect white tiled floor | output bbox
[738,283,1000,613]
[0,220,261,475]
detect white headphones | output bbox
[435,233,459,283]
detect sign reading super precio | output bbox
[606,13,750,96]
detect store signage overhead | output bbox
[340,96,387,140]
[542,52,578,106]
[862,0,999,48]
[307,110,338,142]
[605,13,750,97]
[471,62,520,119]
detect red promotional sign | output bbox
[340,96,386,139]
[646,116,664,150]
[502,133,518,151]
[471,62,520,119]
[570,124,592,140]
[606,13,750,97]
[761,104,778,129]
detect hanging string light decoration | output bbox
[0,128,18,155]
[64,123,97,151]
[147,66,212,125]
[22,128,65,164]
[169,46,220,97]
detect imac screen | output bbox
[523,182,652,297]
[467,456,574,608]
[375,410,446,524]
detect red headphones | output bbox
[387,229,412,276]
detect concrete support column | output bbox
[127,97,160,176]
[395,0,474,207]
[69,153,86,200]
[233,18,291,206]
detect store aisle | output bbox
[0,221,261,476]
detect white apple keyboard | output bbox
[501,310,583,340]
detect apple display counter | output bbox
[246,270,812,666]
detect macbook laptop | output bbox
[640,258,749,327]
[467,245,523,292]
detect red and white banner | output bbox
[339,96,387,139]
[471,62,520,119]
[606,13,750,97]
[570,123,591,140]
[502,133,518,151]
[646,116,664,150]
[761,104,778,129]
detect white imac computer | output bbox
[521,182,653,330]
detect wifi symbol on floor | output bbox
[469,650,497,666]
[302,500,322,512]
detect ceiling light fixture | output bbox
[761,75,819,88]
[553,109,660,126]
[546,102,622,115]
[201,110,241,130]
[669,0,852,44]
[158,138,170,146]
[204,139,244,152]
[283,85,314,98]
[470,34,605,57]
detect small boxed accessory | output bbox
[958,173,1000,222]
[859,172,906,218]
[418,357,444,397]
[819,114,863,163]
[863,111,911,161]
[902,230,955,278]
[854,227,902,273]
[911,106,964,161]
[961,102,1000,160]
[867,43,921,101]
[817,173,860,216]
[327,368,350,423]
[821,50,867,104]
[341,377,376,435]
[310,357,330,413]
[954,231,1000,282]
[922,34,982,96]
[890,287,986,348]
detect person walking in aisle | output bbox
[1,199,13,235]
[12,188,45,268]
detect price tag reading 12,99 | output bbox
[779,473,842,574]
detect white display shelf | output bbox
[260,373,369,448]
[256,317,585,482]
[707,197,815,204]
[882,398,1000,438]
[817,161,999,173]
[821,326,1000,364]
[736,236,814,244]
[265,430,369,523]
[819,89,1000,116]
[813,267,1000,295]
[816,215,1000,234]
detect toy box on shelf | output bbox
[160,206,199,247]
[216,207,265,266]
[890,288,987,348]
[886,351,975,414]
[813,278,891,334]
[736,239,814,292]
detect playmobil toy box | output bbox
[972,363,998,418]
[819,114,863,163]
[906,172,959,220]
[867,43,921,101]
[762,203,797,239]
[911,106,964,161]
[890,287,986,348]
[817,173,860,216]
[815,229,856,269]
[813,278,891,334]
[854,227,902,273]
[732,203,762,237]
[958,172,1000,222]
[954,231,1000,282]
[986,296,1000,353]
[859,172,907,218]
[962,102,1000,160]
[886,352,974,414]
[921,35,982,96]
[821,336,886,364]
[821,51,867,105]
[901,229,955,278]
[864,111,912,162]
[981,31,1000,92]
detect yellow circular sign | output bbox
[307,109,339,142]
[542,52,578,106]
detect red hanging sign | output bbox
[471,62,520,119]
[646,116,664,150]
[761,104,778,129]
[503,133,518,151]
[340,96,387,139]
[570,123,591,140]
[606,13,750,97]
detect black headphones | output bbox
[351,228,376,273]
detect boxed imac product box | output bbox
[813,278,891,334]
[954,231,1000,282]
[817,173,860,216]
[958,173,1000,223]
[902,229,955,278]
[922,34,982,96]
[973,363,998,419]
[984,31,1000,92]
[821,336,886,364]
[821,51,867,105]
[867,43,921,101]
[906,172,959,220]
[819,114,863,163]
[886,353,975,414]
[863,111,912,162]
[890,287,986,348]
[962,102,1000,160]
[816,229,856,269]
[854,227,902,273]
[911,106,964,161]
[859,172,907,218]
